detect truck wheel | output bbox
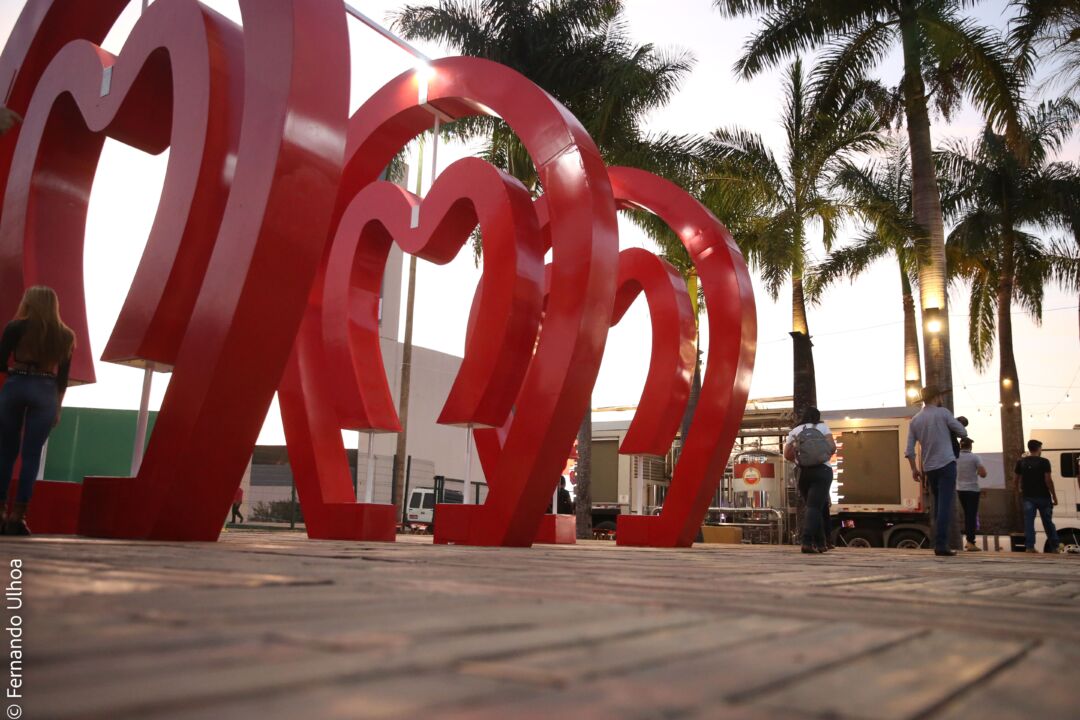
[888,529,928,550]
[1058,529,1079,553]
[841,529,882,548]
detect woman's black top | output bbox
[0,320,71,393]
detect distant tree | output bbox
[706,58,884,419]
[1010,0,1080,98]
[938,97,1080,527]
[713,0,1026,411]
[807,142,924,404]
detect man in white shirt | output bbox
[955,437,987,551]
[905,385,968,556]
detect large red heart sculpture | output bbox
[0,5,754,549]
[277,56,619,546]
[0,0,350,540]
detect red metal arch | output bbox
[0,0,352,541]
[322,157,544,432]
[0,0,242,382]
[607,166,757,548]
[278,56,619,546]
[281,157,544,541]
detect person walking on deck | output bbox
[905,385,968,557]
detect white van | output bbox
[405,487,463,527]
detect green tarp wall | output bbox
[43,407,157,483]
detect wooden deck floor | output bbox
[4,531,1079,719]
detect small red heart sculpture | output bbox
[279,157,544,539]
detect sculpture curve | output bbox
[278,56,619,546]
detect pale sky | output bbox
[1,0,1077,453]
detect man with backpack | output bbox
[784,407,836,554]
[1015,439,1060,554]
[905,385,968,557]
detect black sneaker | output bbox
[934,548,957,557]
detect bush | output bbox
[249,499,303,524]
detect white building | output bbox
[247,243,487,510]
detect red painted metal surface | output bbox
[277,56,618,546]
[280,155,544,540]
[5,479,81,535]
[607,167,757,547]
[0,7,753,548]
[534,513,577,545]
[609,248,697,455]
[480,169,740,548]
[324,157,543,431]
[0,0,350,540]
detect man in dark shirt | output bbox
[1015,439,1060,553]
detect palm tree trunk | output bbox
[791,275,817,420]
[901,268,922,404]
[900,9,954,411]
[998,230,1023,532]
[575,412,593,539]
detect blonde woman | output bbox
[0,287,75,536]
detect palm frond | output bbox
[919,9,1026,152]
[805,231,891,302]
[967,271,998,372]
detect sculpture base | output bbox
[78,476,153,539]
[534,513,576,544]
[616,514,693,548]
[432,504,533,547]
[5,479,82,534]
[307,503,396,541]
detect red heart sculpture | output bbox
[0,0,351,540]
[278,56,619,546]
[608,167,757,547]
[477,167,755,548]
[279,157,544,540]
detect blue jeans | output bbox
[1023,497,1059,551]
[800,464,833,547]
[0,375,59,505]
[926,461,957,551]
[957,490,980,544]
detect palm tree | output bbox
[706,58,884,418]
[713,0,1026,411]
[1010,0,1080,98]
[392,0,702,538]
[938,97,1080,527]
[806,143,924,404]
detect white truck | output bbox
[731,406,979,548]
[821,408,932,548]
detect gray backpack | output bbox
[795,425,832,467]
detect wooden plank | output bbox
[935,640,1080,720]
[461,614,810,686]
[5,531,1080,719]
[754,631,1029,720]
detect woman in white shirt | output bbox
[784,407,837,553]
